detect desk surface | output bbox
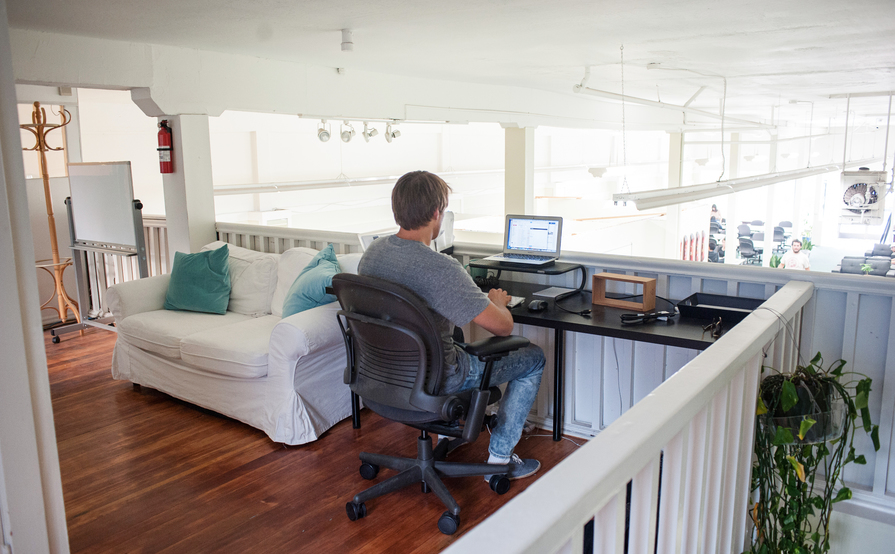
[499,281,718,351]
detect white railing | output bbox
[215,222,362,254]
[80,216,170,318]
[444,281,813,554]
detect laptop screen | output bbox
[505,215,562,255]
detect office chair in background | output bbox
[737,224,753,238]
[738,237,763,265]
[333,273,530,535]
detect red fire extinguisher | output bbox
[158,120,173,173]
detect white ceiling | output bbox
[8,0,895,129]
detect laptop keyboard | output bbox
[504,253,552,261]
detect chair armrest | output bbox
[461,335,530,358]
[107,274,171,321]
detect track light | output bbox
[317,120,330,142]
[340,121,355,142]
[385,124,401,143]
[362,122,378,142]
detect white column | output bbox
[764,135,778,265]
[665,132,683,258]
[161,114,217,254]
[725,133,740,263]
[0,1,67,551]
[504,126,535,215]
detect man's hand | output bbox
[473,288,515,336]
[488,287,510,308]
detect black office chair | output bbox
[738,237,763,265]
[751,219,764,226]
[772,226,786,253]
[737,224,753,238]
[333,273,530,535]
[709,221,723,236]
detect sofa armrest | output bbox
[107,274,172,321]
[269,302,344,362]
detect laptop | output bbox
[484,215,563,267]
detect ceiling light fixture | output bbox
[341,29,353,52]
[317,120,330,142]
[385,124,401,143]
[362,122,378,142]
[340,121,355,142]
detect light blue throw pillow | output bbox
[164,244,231,314]
[282,244,341,317]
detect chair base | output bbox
[347,432,511,533]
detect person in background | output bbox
[710,204,722,222]
[358,170,545,481]
[779,239,811,270]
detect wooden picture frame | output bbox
[592,272,656,312]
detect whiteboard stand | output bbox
[50,162,149,343]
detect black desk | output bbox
[486,280,718,440]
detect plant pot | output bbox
[760,402,845,444]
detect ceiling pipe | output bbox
[573,83,775,130]
[613,158,880,210]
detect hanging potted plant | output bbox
[747,353,880,554]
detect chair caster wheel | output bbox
[52,336,60,344]
[346,501,367,521]
[359,462,379,480]
[438,511,460,535]
[489,475,510,494]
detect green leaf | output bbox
[798,418,816,440]
[871,425,880,451]
[782,380,799,412]
[773,426,795,445]
[861,408,872,433]
[833,487,852,503]
[756,397,768,416]
[787,455,806,482]
[810,352,823,366]
[854,455,866,465]
[829,359,846,376]
[855,391,869,410]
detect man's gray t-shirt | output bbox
[358,235,490,389]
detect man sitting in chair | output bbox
[779,239,811,271]
[358,170,545,481]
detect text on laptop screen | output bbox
[507,218,560,253]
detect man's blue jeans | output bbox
[446,344,545,459]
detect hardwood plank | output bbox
[46,328,581,553]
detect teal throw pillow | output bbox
[282,244,341,317]
[164,244,232,314]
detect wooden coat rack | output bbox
[20,101,79,325]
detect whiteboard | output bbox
[67,162,139,248]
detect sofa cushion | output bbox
[164,245,231,314]
[202,241,278,316]
[282,244,340,317]
[337,252,362,275]
[180,315,280,378]
[271,247,319,317]
[117,310,252,359]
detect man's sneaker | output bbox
[506,454,540,480]
[484,454,540,482]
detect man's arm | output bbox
[472,288,515,336]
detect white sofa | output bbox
[107,241,361,445]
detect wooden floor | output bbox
[47,328,581,553]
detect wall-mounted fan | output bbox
[840,170,888,225]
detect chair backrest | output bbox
[710,221,722,234]
[333,273,453,422]
[737,224,752,237]
[738,237,755,256]
[778,221,792,228]
[773,226,784,241]
[751,220,764,226]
